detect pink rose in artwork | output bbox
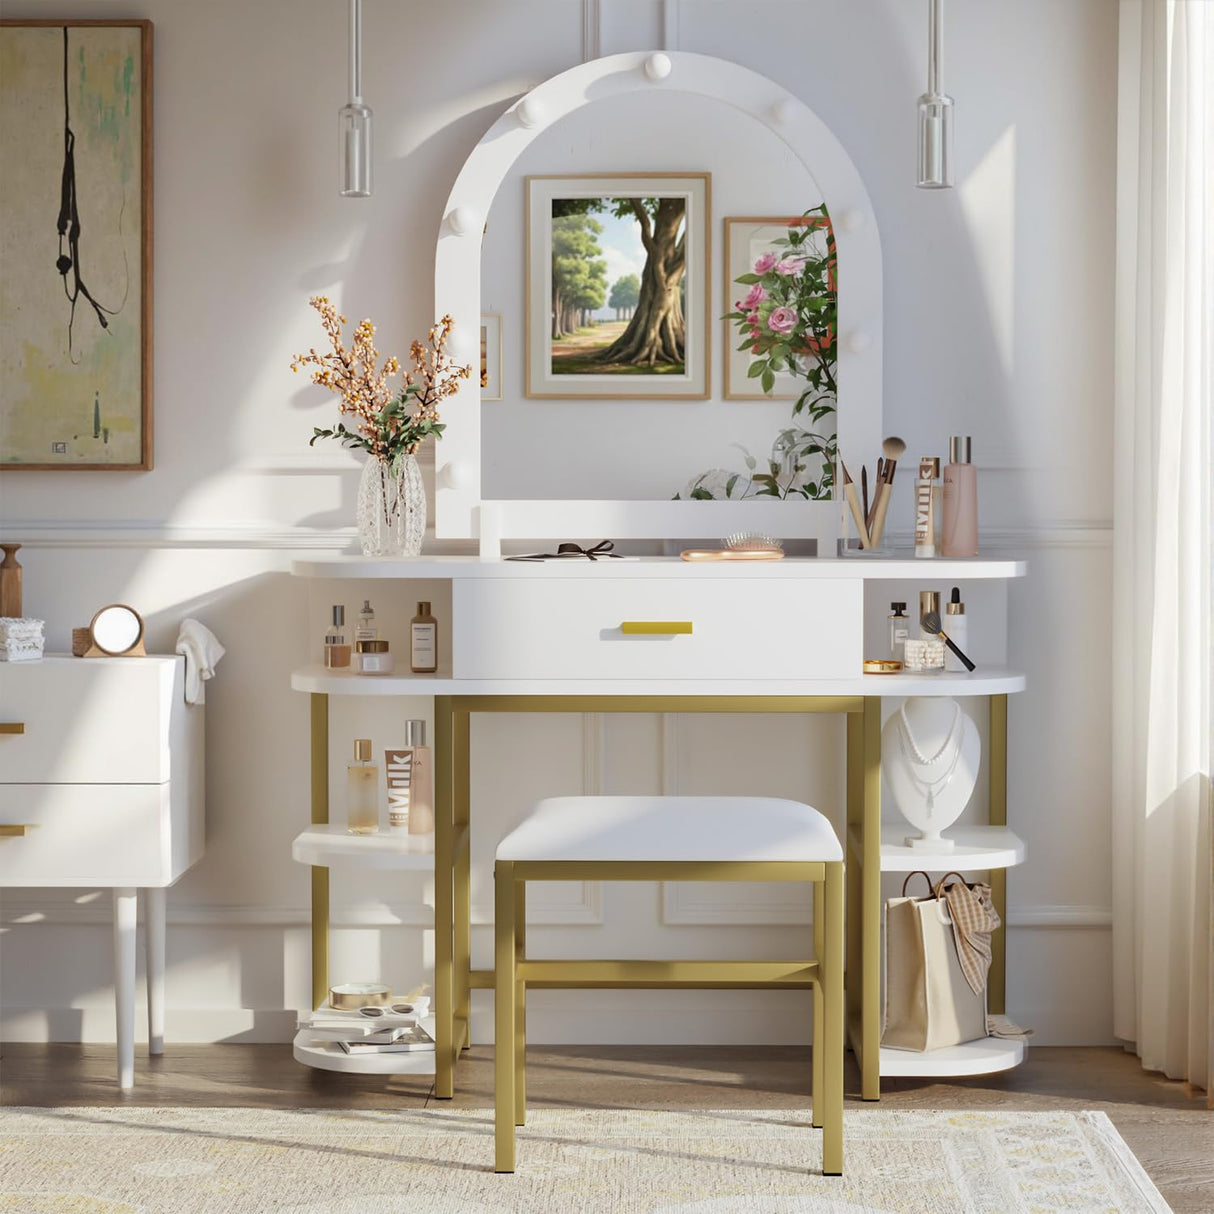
[767,306,797,335]
[743,283,767,308]
[753,251,779,274]
[745,310,761,326]
[775,256,806,276]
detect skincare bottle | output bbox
[919,590,941,638]
[410,601,438,674]
[914,457,940,558]
[943,586,969,672]
[346,739,379,835]
[355,599,378,645]
[941,436,979,557]
[404,719,434,835]
[324,605,351,669]
[888,602,909,663]
[384,746,413,832]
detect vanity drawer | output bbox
[453,578,861,680]
[0,783,172,886]
[0,659,179,784]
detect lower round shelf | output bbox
[877,1034,1026,1077]
[293,1018,438,1076]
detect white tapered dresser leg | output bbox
[113,887,137,1090]
[145,886,166,1056]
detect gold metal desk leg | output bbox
[310,693,329,1012]
[822,859,845,1175]
[988,694,1008,1016]
[494,861,517,1173]
[434,696,455,1098]
[515,878,526,1126]
[812,879,824,1129]
[860,696,882,1100]
[454,704,472,1043]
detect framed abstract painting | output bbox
[0,20,153,469]
[525,173,710,399]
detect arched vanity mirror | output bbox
[435,52,881,546]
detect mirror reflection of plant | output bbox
[696,204,838,501]
[291,297,471,466]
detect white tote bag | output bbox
[882,871,988,1051]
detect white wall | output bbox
[0,0,1117,1047]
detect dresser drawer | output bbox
[0,658,179,784]
[0,783,172,886]
[453,577,861,680]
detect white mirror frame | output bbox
[434,51,882,546]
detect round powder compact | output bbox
[863,659,904,674]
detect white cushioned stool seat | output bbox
[496,795,843,863]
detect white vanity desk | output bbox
[0,656,204,1089]
[290,554,1026,1100]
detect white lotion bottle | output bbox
[943,587,969,672]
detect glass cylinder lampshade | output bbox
[339,101,372,198]
[917,91,954,189]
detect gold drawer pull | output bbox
[620,621,694,636]
[0,824,38,837]
[0,722,25,735]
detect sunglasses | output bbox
[357,1002,418,1018]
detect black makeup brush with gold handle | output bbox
[920,610,976,671]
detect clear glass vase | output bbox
[356,454,425,557]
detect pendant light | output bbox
[916,0,954,189]
[339,0,372,197]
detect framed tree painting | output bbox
[525,173,710,399]
[0,20,153,470]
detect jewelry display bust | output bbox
[883,697,980,849]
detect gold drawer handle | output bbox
[0,824,38,837]
[620,621,694,636]
[0,722,25,735]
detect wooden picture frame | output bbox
[525,173,711,400]
[480,313,502,401]
[723,215,832,401]
[0,19,153,470]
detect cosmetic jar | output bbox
[355,639,394,675]
[903,638,946,672]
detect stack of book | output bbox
[298,1005,435,1055]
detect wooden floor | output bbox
[2,1044,1209,1211]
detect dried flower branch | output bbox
[291,297,472,464]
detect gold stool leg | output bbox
[515,879,526,1126]
[494,861,517,1173]
[822,859,845,1176]
[812,879,824,1129]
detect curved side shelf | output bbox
[848,824,1027,873]
[293,1019,438,1076]
[292,824,435,870]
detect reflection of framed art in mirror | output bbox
[525,174,710,400]
[480,313,502,400]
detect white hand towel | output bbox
[175,618,226,705]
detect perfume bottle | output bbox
[324,605,351,669]
[347,739,379,835]
[355,599,378,645]
[888,602,909,663]
[941,436,979,557]
[411,601,438,674]
[403,719,434,835]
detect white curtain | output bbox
[1112,0,1212,1093]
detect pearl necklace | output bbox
[896,702,963,815]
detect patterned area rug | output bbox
[0,1107,1170,1213]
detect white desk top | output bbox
[291,665,1027,698]
[291,555,1026,581]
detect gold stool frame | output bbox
[493,855,846,1175]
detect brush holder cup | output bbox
[836,458,891,557]
[882,697,980,850]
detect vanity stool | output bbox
[492,794,845,1175]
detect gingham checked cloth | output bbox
[942,879,1000,996]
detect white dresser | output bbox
[0,655,204,1088]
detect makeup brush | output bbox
[840,460,872,549]
[868,436,907,548]
[861,464,870,526]
[866,458,886,531]
[920,610,976,671]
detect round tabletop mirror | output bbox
[89,604,145,656]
